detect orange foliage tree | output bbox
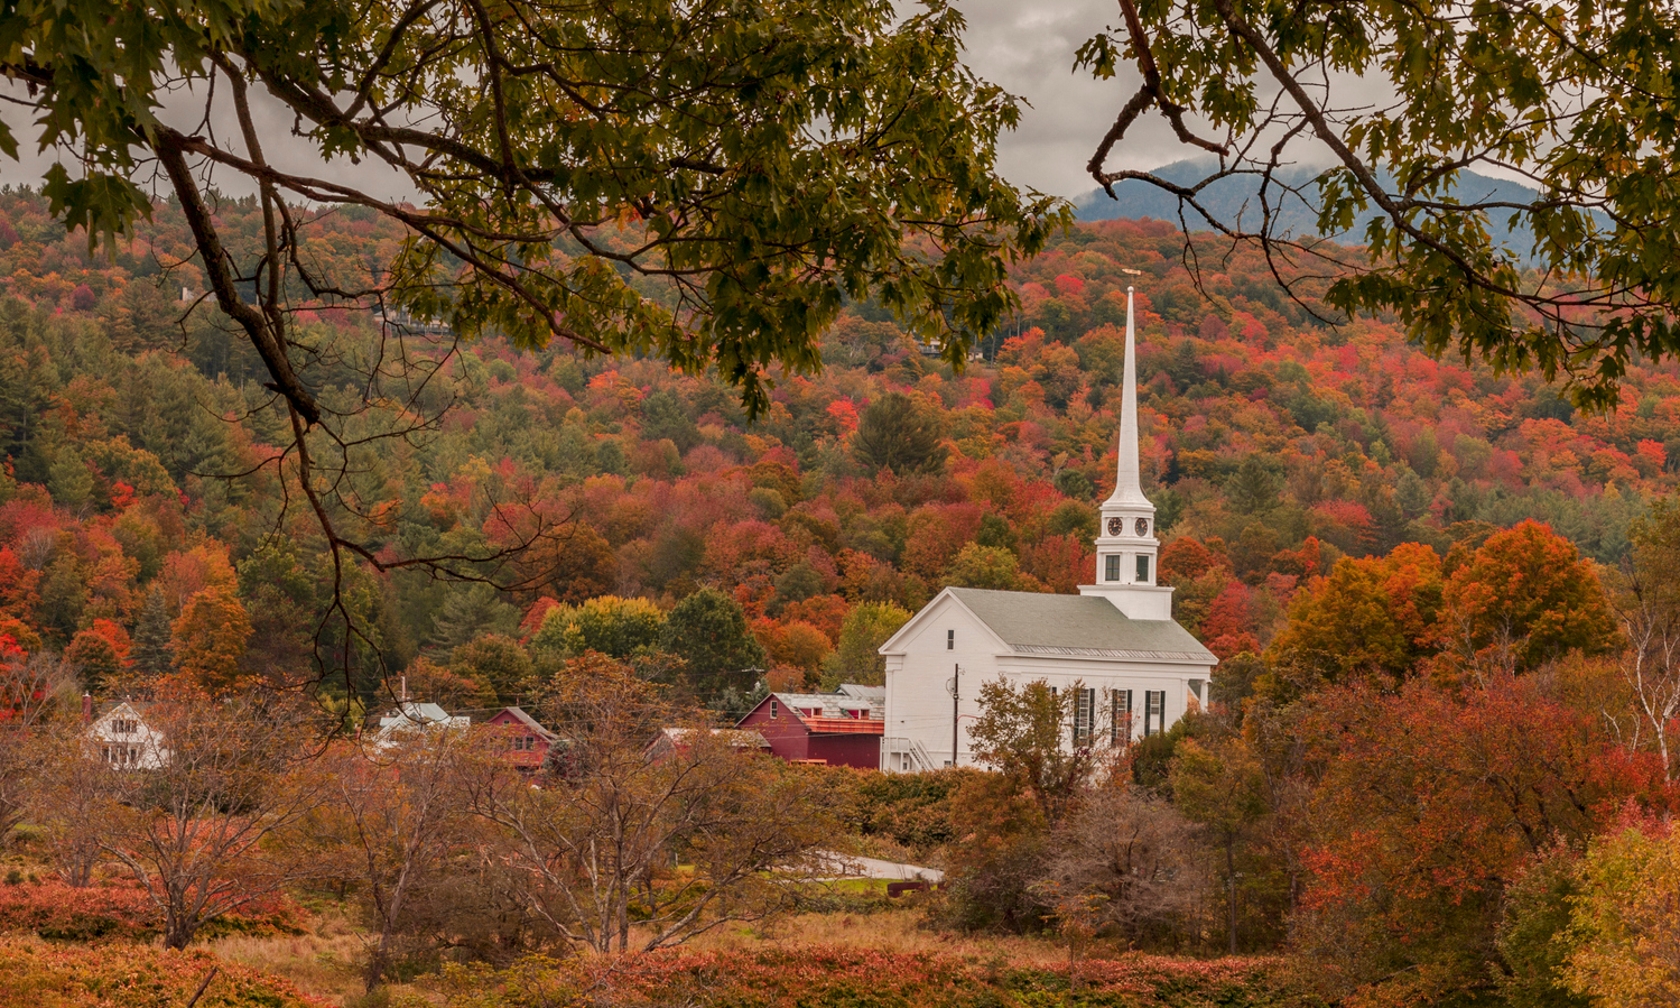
[169,586,252,692]
[1438,520,1619,676]
[1265,542,1444,696]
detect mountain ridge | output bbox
[1073,159,1547,255]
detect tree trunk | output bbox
[1225,834,1238,955]
[365,936,391,993]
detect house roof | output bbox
[652,727,771,749]
[745,688,886,735]
[943,587,1218,664]
[488,706,559,740]
[379,701,454,724]
[371,702,470,740]
[456,706,559,741]
[836,684,885,702]
[774,690,880,711]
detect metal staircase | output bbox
[881,737,941,772]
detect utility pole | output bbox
[949,664,960,766]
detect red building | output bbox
[468,706,559,772]
[735,684,884,769]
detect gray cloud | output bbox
[954,0,1181,199]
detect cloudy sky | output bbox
[0,0,1167,202]
[957,0,1175,198]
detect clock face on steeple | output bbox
[1106,517,1123,536]
[1135,518,1149,536]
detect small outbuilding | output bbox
[734,684,885,769]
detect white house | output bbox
[367,700,471,749]
[88,700,168,770]
[879,287,1217,772]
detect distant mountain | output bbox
[1073,159,1545,256]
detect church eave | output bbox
[1006,643,1218,665]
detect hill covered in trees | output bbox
[12,186,1680,1007]
[0,185,1667,704]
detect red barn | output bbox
[735,684,884,769]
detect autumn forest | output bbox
[3,183,1680,1008]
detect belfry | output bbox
[1080,287,1173,620]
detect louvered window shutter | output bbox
[1111,689,1133,744]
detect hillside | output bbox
[0,187,1668,697]
[8,185,1680,1008]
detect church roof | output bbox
[947,588,1217,664]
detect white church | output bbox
[878,288,1217,772]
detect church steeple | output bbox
[1109,286,1150,510]
[1079,286,1174,620]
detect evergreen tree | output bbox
[428,583,519,654]
[46,449,92,508]
[853,393,948,476]
[660,588,766,698]
[131,586,174,679]
[35,552,86,649]
[1226,457,1281,516]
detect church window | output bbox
[947,629,954,650]
[1136,554,1151,583]
[1104,554,1120,582]
[1073,688,1096,743]
[1143,690,1165,736]
[1111,689,1133,745]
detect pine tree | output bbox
[1226,457,1281,516]
[131,586,174,679]
[428,583,518,654]
[853,393,948,476]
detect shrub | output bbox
[0,879,158,941]
[0,878,309,943]
[429,947,1326,1007]
[836,766,981,858]
[0,934,329,1006]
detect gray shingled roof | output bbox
[772,690,884,718]
[837,684,885,702]
[947,588,1217,664]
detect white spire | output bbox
[1107,286,1150,508]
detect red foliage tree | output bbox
[1295,674,1671,1003]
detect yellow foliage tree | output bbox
[1264,541,1444,696]
[1564,823,1680,1007]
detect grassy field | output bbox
[0,865,1314,1008]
